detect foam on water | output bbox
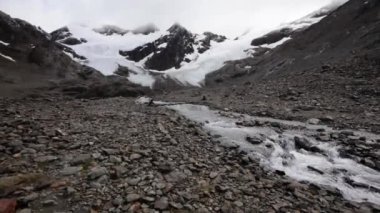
[164,103,380,204]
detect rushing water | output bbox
[137,98,380,204]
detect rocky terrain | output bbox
[1,96,379,213]
[0,0,380,212]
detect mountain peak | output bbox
[167,23,188,33]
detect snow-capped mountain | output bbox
[120,24,226,71]
[50,0,347,88]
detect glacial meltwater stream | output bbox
[137,97,380,204]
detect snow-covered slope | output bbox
[51,0,347,88]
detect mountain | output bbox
[206,0,379,84]
[120,23,226,71]
[161,0,379,134]
[50,23,234,87]
[0,11,148,98]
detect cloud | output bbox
[1,0,339,37]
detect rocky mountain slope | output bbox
[0,11,149,98]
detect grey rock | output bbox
[112,196,124,206]
[18,209,32,213]
[126,177,141,186]
[88,167,108,180]
[110,156,122,163]
[34,155,58,163]
[60,166,82,176]
[126,194,141,202]
[130,153,142,160]
[70,154,92,166]
[154,197,169,210]
[307,118,320,125]
[42,199,58,206]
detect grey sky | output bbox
[1,0,340,37]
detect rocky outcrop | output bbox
[51,26,87,45]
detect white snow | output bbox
[157,42,167,48]
[163,103,380,204]
[0,53,16,62]
[60,24,163,87]
[0,40,9,46]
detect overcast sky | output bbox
[1,0,341,37]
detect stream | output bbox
[137,97,380,204]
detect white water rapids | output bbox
[137,97,380,204]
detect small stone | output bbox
[110,156,122,163]
[234,201,244,207]
[130,153,142,160]
[307,118,320,125]
[126,178,141,186]
[42,199,58,206]
[112,196,124,206]
[154,197,169,210]
[245,136,263,145]
[18,209,32,213]
[60,167,82,176]
[70,154,91,166]
[209,172,218,179]
[88,167,108,180]
[224,191,234,201]
[126,194,141,203]
[34,155,58,163]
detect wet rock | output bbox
[294,136,322,153]
[154,197,169,210]
[307,166,324,175]
[245,136,263,145]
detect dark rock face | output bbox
[251,28,293,46]
[0,11,49,44]
[51,27,87,45]
[198,32,226,53]
[120,24,226,71]
[0,10,146,98]
[121,24,195,71]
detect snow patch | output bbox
[0,40,9,46]
[0,53,16,62]
[157,43,167,48]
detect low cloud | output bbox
[1,0,339,37]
